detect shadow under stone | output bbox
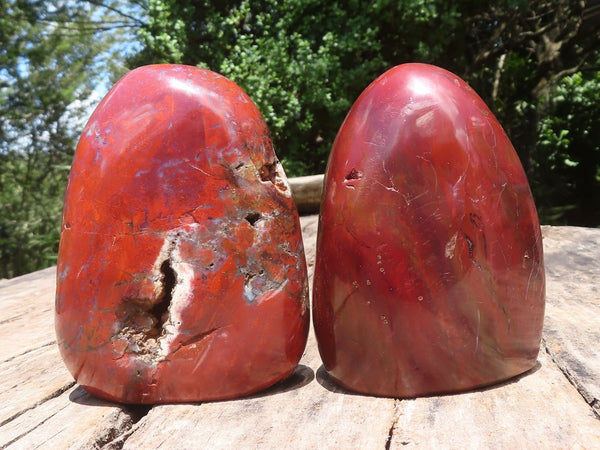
[68,363,315,407]
[315,360,543,399]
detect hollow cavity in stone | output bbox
[245,212,262,227]
[114,233,185,359]
[150,259,176,330]
[259,160,290,195]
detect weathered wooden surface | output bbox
[1,217,599,449]
[541,226,600,415]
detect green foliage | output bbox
[216,1,388,175]
[534,72,600,226]
[0,1,123,278]
[0,156,69,276]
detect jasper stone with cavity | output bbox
[55,64,309,404]
[313,63,545,398]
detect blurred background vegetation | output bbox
[1,0,599,278]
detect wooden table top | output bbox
[1,215,599,449]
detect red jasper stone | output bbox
[55,64,309,404]
[313,63,545,397]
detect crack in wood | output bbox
[0,313,27,326]
[542,338,600,419]
[0,407,65,448]
[85,405,152,450]
[0,341,56,365]
[385,400,400,450]
[1,385,154,450]
[0,381,76,428]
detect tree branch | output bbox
[85,0,148,27]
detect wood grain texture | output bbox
[0,213,599,449]
[541,225,600,417]
[390,350,600,448]
[0,267,56,362]
[0,343,73,425]
[0,385,138,449]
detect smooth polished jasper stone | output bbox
[313,63,545,397]
[56,64,309,404]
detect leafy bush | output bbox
[534,72,600,226]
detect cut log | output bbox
[289,174,324,215]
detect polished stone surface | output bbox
[313,63,545,397]
[56,64,309,404]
